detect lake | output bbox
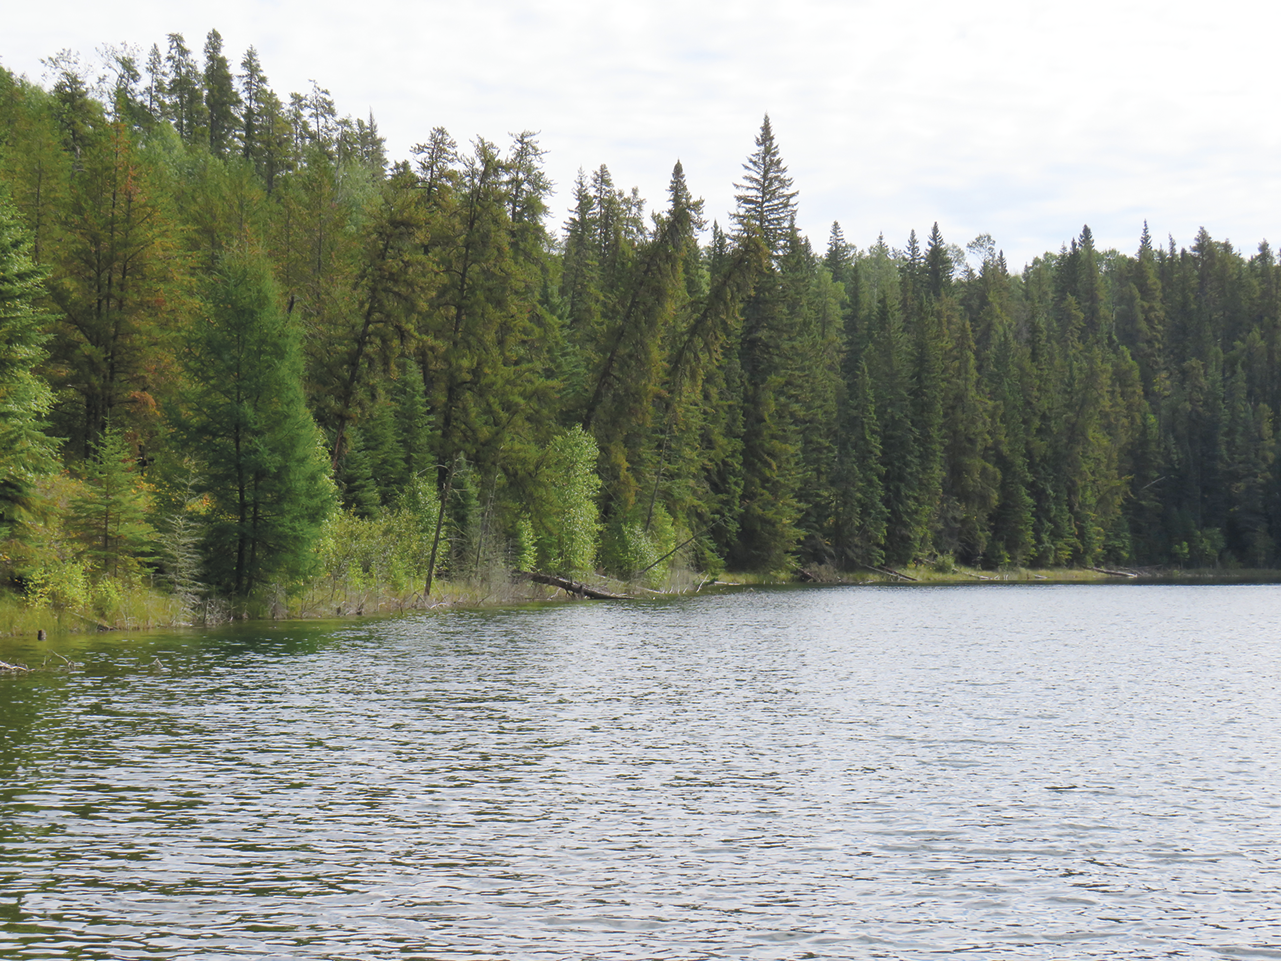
[1,583,1279,959]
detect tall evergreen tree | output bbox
[178,249,333,597]
[48,121,187,456]
[0,188,58,538]
[163,33,205,145]
[203,29,241,157]
[728,115,803,569]
[731,115,797,259]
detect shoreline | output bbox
[4,564,1279,643]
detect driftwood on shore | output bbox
[516,572,630,600]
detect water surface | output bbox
[2,584,1279,958]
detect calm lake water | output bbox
[1,583,1279,959]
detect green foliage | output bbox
[178,248,335,597]
[8,47,1281,602]
[70,426,155,579]
[0,187,58,539]
[315,475,441,596]
[512,515,537,574]
[601,503,677,586]
[46,120,187,456]
[12,473,93,613]
[728,119,805,571]
[152,460,208,609]
[532,427,601,576]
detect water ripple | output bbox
[2,584,1280,958]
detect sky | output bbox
[4,0,1278,269]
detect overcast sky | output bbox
[4,0,1277,269]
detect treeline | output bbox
[1,33,1279,618]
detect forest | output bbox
[1,32,1279,623]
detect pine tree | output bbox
[938,308,998,563]
[320,164,434,469]
[985,329,1035,567]
[143,44,166,124]
[580,163,693,517]
[784,229,843,565]
[336,427,382,518]
[926,222,952,299]
[45,52,99,163]
[414,134,556,588]
[391,357,434,489]
[1223,364,1275,565]
[0,68,72,265]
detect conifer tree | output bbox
[238,47,268,164]
[143,44,166,123]
[0,69,71,266]
[938,308,998,562]
[870,291,924,566]
[728,116,803,569]
[926,222,952,299]
[178,249,333,597]
[0,189,58,538]
[164,34,205,145]
[731,115,797,259]
[48,121,186,456]
[833,358,887,567]
[71,426,154,578]
[985,328,1035,566]
[203,30,241,157]
[321,164,434,469]
[391,357,434,488]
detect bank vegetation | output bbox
[2,34,1279,635]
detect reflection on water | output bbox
[2,584,1280,959]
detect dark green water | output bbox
[1,584,1279,959]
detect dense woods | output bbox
[2,35,1279,619]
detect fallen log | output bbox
[1086,565,1138,578]
[517,572,629,600]
[862,564,918,582]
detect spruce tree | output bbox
[732,114,797,258]
[164,33,205,145]
[203,29,241,157]
[833,358,887,568]
[870,291,923,566]
[728,116,803,569]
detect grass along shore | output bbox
[4,561,1279,642]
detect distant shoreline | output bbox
[4,566,1278,645]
